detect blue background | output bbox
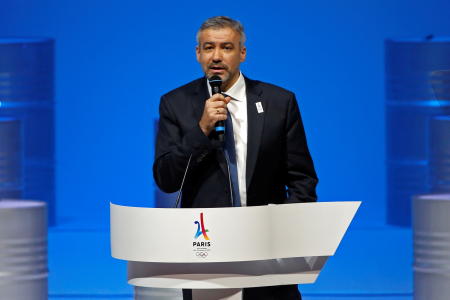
[1,0,450,227]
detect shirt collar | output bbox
[207,72,246,101]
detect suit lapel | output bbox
[191,78,209,122]
[191,77,229,176]
[245,78,264,190]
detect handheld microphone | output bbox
[208,75,225,141]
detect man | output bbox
[153,16,318,300]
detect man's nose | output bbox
[212,48,222,62]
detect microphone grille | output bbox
[208,75,222,87]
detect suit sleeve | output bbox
[284,93,318,203]
[153,95,213,193]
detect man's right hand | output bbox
[199,93,231,136]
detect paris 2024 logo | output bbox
[193,212,211,258]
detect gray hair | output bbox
[196,16,246,46]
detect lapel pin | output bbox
[256,102,264,113]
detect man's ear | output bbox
[240,46,247,63]
[196,45,200,62]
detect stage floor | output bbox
[48,223,412,300]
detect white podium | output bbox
[110,202,360,299]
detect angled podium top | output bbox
[110,201,360,289]
[111,202,360,263]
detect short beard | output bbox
[206,71,230,90]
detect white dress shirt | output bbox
[207,72,248,206]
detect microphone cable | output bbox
[173,154,193,208]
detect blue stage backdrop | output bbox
[1,0,450,227]
[385,38,450,227]
[0,38,55,225]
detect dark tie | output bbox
[224,110,241,207]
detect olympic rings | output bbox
[196,251,208,258]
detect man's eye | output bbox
[204,46,213,50]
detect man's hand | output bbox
[199,93,231,136]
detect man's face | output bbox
[196,27,246,91]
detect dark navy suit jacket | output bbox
[153,76,317,208]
